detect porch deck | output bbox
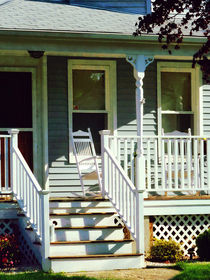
[0,131,210,271]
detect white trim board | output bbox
[68,59,117,162]
[144,199,210,216]
[157,61,201,136]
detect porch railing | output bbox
[100,131,144,259]
[108,135,210,194]
[2,130,50,270]
[0,135,11,193]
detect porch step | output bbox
[49,199,111,208]
[50,207,116,214]
[50,240,134,256]
[50,213,119,227]
[49,254,143,272]
[53,226,124,242]
[48,197,142,272]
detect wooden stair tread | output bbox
[50,212,116,216]
[50,239,133,245]
[49,253,142,259]
[50,206,112,209]
[145,195,210,200]
[49,197,108,202]
[0,199,16,203]
[54,225,123,230]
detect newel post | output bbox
[136,188,145,266]
[40,189,50,271]
[100,130,110,198]
[9,129,19,194]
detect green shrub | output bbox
[196,229,210,261]
[149,238,184,262]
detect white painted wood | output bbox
[108,134,210,194]
[40,190,50,271]
[0,135,11,192]
[50,255,143,272]
[101,134,144,261]
[144,199,210,216]
[50,200,113,209]
[68,59,117,163]
[157,62,201,136]
[53,227,124,242]
[50,207,115,214]
[50,241,133,256]
[50,213,118,227]
[9,129,50,271]
[70,128,102,196]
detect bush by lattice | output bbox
[0,234,21,269]
[196,229,210,261]
[149,238,184,262]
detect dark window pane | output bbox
[0,72,32,128]
[73,113,107,154]
[162,114,193,133]
[161,72,191,111]
[73,70,105,110]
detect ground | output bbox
[67,267,179,280]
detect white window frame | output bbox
[68,59,117,162]
[157,61,201,136]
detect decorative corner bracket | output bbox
[126,55,154,73]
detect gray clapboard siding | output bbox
[203,85,210,135]
[48,57,157,191]
[70,0,150,14]
[47,56,69,167]
[117,59,157,136]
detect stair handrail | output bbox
[9,129,50,270]
[100,130,144,258]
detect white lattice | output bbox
[152,215,210,256]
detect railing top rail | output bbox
[13,147,42,193]
[0,135,11,138]
[108,135,210,140]
[104,146,136,192]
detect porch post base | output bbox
[41,258,51,272]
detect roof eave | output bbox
[0,28,206,44]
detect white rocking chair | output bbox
[70,128,102,196]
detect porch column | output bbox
[126,55,153,265]
[126,55,154,189]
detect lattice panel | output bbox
[152,215,210,256]
[18,231,39,266]
[0,219,17,235]
[0,219,39,266]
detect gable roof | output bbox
[0,0,139,35]
[0,0,205,39]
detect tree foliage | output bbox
[134,0,210,82]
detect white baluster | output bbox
[180,139,185,189]
[9,129,19,195]
[200,139,204,189]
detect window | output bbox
[68,59,116,160]
[157,62,200,135]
